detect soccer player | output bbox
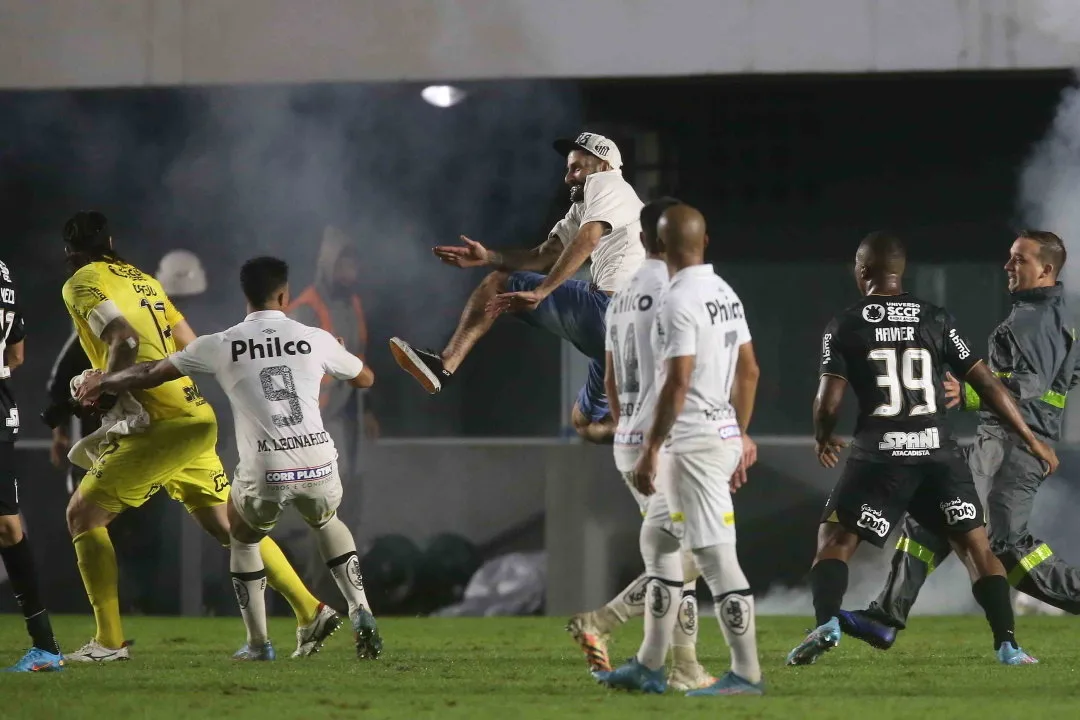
[77,257,382,661]
[786,232,1055,668]
[389,131,644,443]
[59,212,337,661]
[844,231,1080,648]
[597,204,764,697]
[567,197,714,691]
[0,258,63,672]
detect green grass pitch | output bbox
[1,614,1077,719]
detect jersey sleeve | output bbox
[660,294,698,360]
[163,295,186,330]
[168,333,222,376]
[731,291,752,345]
[942,311,981,376]
[62,266,124,338]
[549,204,582,247]
[819,318,847,379]
[318,330,365,380]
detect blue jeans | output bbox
[505,271,611,423]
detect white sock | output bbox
[671,581,700,667]
[693,543,761,684]
[600,569,648,626]
[635,524,683,671]
[312,515,370,615]
[230,538,268,646]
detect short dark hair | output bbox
[1019,230,1067,277]
[640,196,681,254]
[857,231,907,276]
[240,256,289,307]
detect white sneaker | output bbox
[668,661,717,691]
[292,603,344,658]
[64,638,131,663]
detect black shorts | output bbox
[820,454,984,548]
[0,442,17,515]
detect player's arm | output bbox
[97,358,184,395]
[322,332,374,389]
[170,320,197,350]
[604,350,620,425]
[488,235,566,274]
[531,222,606,298]
[944,314,1059,474]
[348,366,375,389]
[814,320,849,468]
[4,338,23,371]
[646,355,694,454]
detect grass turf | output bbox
[1,614,1077,719]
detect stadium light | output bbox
[421,85,466,108]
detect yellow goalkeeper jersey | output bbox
[62,260,214,422]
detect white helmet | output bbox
[156,249,207,297]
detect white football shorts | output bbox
[231,459,343,533]
[614,445,675,536]
[659,437,743,549]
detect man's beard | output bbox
[569,184,585,203]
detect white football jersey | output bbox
[605,258,669,451]
[169,310,363,494]
[654,264,751,449]
[550,170,645,292]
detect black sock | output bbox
[0,536,60,655]
[972,575,1016,650]
[810,558,849,626]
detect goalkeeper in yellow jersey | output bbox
[60,211,340,661]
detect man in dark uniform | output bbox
[0,257,64,671]
[786,232,1056,668]
[844,231,1080,648]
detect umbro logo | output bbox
[262,329,276,334]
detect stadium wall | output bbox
[0,0,1074,90]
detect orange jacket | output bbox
[287,286,367,408]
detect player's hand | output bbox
[631,448,659,496]
[486,290,547,317]
[815,436,847,468]
[1028,437,1059,476]
[74,370,105,407]
[433,236,492,269]
[730,434,758,493]
[943,371,962,409]
[50,427,71,469]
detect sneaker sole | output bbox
[293,611,344,658]
[565,616,612,673]
[389,338,441,394]
[786,635,838,666]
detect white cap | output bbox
[553,131,622,170]
[156,249,207,297]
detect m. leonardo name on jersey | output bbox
[874,326,915,343]
[257,431,330,453]
[878,428,941,456]
[265,461,334,484]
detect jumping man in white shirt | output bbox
[76,257,381,661]
[390,132,645,443]
[567,197,714,691]
[596,204,765,697]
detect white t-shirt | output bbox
[169,310,364,495]
[605,259,669,457]
[549,170,645,292]
[654,264,751,449]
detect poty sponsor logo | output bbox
[940,498,978,525]
[949,329,971,360]
[886,302,921,323]
[857,504,891,538]
[265,462,333,484]
[878,428,940,457]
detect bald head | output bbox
[658,204,708,263]
[855,231,906,295]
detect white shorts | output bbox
[614,445,675,536]
[231,461,343,533]
[660,438,742,549]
